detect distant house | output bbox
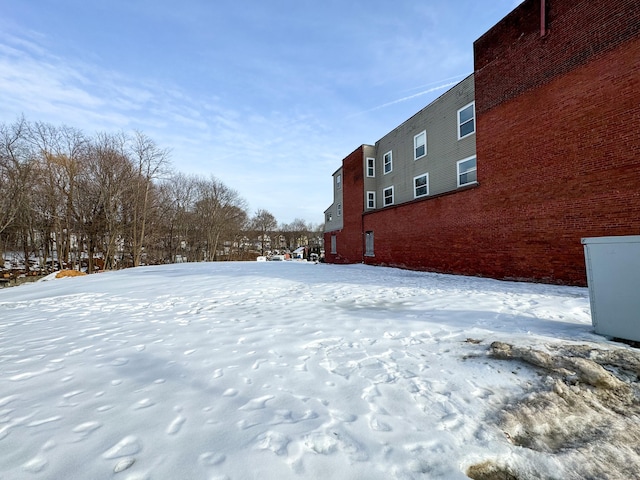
[292,246,307,259]
[324,0,640,286]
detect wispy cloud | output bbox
[0,35,336,218]
[0,0,518,225]
[347,79,464,118]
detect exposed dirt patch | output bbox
[466,461,519,480]
[467,341,640,480]
[55,269,87,278]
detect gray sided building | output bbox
[324,74,477,264]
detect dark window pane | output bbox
[460,119,475,137]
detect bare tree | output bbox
[128,131,170,267]
[278,218,311,254]
[225,207,249,260]
[156,174,249,263]
[290,218,310,250]
[251,209,278,256]
[157,173,199,263]
[75,132,133,272]
[0,118,302,273]
[0,118,32,245]
[193,176,248,261]
[309,222,325,256]
[0,118,37,270]
[28,122,89,270]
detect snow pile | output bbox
[1,262,638,479]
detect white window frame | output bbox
[327,212,333,222]
[383,151,392,174]
[330,234,337,254]
[366,157,375,177]
[337,203,342,216]
[414,130,427,160]
[457,155,477,187]
[457,102,475,140]
[383,186,394,206]
[366,191,376,209]
[336,174,342,190]
[414,173,429,198]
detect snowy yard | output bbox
[1,262,639,479]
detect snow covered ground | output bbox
[0,262,637,479]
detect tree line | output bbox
[0,117,323,274]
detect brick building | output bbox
[323,0,640,285]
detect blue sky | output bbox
[0,0,522,226]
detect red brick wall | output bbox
[324,146,365,263]
[474,0,640,114]
[362,187,490,277]
[361,0,640,285]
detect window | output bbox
[366,191,376,209]
[366,157,375,177]
[365,231,374,256]
[326,212,333,222]
[383,151,392,174]
[414,173,429,198]
[383,186,394,206]
[336,174,342,190]
[414,131,427,159]
[457,156,477,187]
[458,102,475,139]
[337,204,342,216]
[330,235,337,254]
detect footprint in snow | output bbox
[438,412,463,431]
[132,398,154,410]
[22,455,48,473]
[328,409,357,423]
[252,359,267,370]
[110,358,129,366]
[237,419,259,430]
[239,395,274,411]
[334,431,369,462]
[255,431,290,456]
[72,421,102,440]
[269,409,318,425]
[113,457,135,473]
[166,415,186,435]
[199,452,226,466]
[27,416,62,428]
[305,429,368,461]
[62,390,84,400]
[369,415,392,432]
[304,433,338,455]
[102,435,141,459]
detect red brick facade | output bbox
[324,146,366,264]
[326,0,640,286]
